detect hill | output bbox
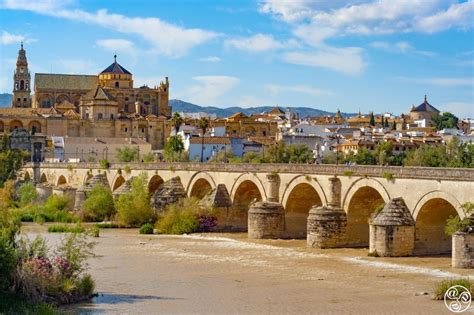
[169,99,346,118]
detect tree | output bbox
[17,182,38,207]
[171,112,183,135]
[164,135,186,162]
[369,112,375,126]
[266,140,287,163]
[82,184,115,222]
[433,112,459,131]
[374,141,394,165]
[381,116,384,128]
[0,135,29,187]
[347,147,376,165]
[142,153,155,163]
[286,144,314,163]
[116,147,139,163]
[198,117,210,162]
[391,120,397,130]
[115,174,155,227]
[384,117,390,128]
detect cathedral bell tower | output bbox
[12,42,31,108]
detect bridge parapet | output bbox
[25,162,474,181]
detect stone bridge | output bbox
[23,162,474,255]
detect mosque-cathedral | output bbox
[2,44,172,149]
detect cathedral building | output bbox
[0,44,172,150]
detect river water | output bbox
[22,224,472,314]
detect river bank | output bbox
[22,224,472,314]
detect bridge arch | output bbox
[40,173,48,184]
[56,175,67,186]
[413,191,462,255]
[83,172,93,184]
[187,172,216,199]
[230,173,265,231]
[148,174,164,195]
[343,178,389,247]
[112,175,126,192]
[281,175,326,238]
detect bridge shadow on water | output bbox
[63,293,183,314]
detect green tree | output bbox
[171,112,184,135]
[352,147,376,165]
[369,112,375,126]
[374,141,394,165]
[433,112,459,131]
[17,182,38,207]
[381,116,384,127]
[164,135,187,162]
[391,120,397,130]
[115,174,155,227]
[82,184,115,222]
[197,117,210,162]
[266,140,287,163]
[116,147,139,163]
[142,153,155,163]
[0,135,29,187]
[384,118,390,128]
[286,144,314,163]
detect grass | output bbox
[367,251,379,257]
[433,278,473,300]
[0,293,56,314]
[94,222,120,229]
[14,207,79,224]
[139,223,154,234]
[47,224,85,233]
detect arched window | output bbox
[110,114,114,119]
[98,113,103,120]
[20,80,24,90]
[115,82,119,88]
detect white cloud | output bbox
[184,76,240,105]
[282,46,366,75]
[198,56,221,63]
[265,84,332,97]
[260,0,474,42]
[225,34,287,52]
[2,1,217,57]
[0,30,36,45]
[397,76,473,87]
[370,41,437,57]
[96,39,137,55]
[441,101,474,118]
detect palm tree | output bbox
[171,112,183,135]
[198,117,210,162]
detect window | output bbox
[115,82,119,88]
[124,127,128,132]
[110,114,114,119]
[263,131,266,136]
[141,128,145,133]
[17,98,20,102]
[23,98,26,102]
[98,113,103,120]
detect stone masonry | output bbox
[452,232,474,268]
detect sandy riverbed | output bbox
[22,224,473,314]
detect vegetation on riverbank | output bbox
[433,278,473,300]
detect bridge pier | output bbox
[307,177,347,248]
[248,174,285,239]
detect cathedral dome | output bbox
[100,55,131,75]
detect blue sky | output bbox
[0,0,473,117]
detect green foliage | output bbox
[89,225,100,238]
[374,141,394,165]
[433,279,473,300]
[345,147,376,165]
[0,293,56,314]
[229,141,314,164]
[124,165,131,174]
[17,182,38,207]
[44,194,69,213]
[164,135,187,162]
[139,223,154,234]
[66,164,74,172]
[81,184,115,222]
[142,153,155,163]
[445,202,473,236]
[171,112,183,135]
[116,147,139,163]
[47,224,85,233]
[367,251,379,257]
[0,135,29,187]
[369,112,375,126]
[94,222,119,229]
[382,172,394,181]
[155,198,215,234]
[115,174,155,227]
[99,159,110,169]
[404,139,473,168]
[433,112,459,131]
[343,170,354,177]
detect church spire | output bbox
[12,42,31,108]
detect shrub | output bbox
[44,194,69,213]
[66,164,74,172]
[81,184,115,222]
[89,225,100,238]
[47,224,85,233]
[99,159,110,169]
[139,223,154,234]
[382,172,394,181]
[445,203,473,236]
[155,198,216,234]
[124,165,131,174]
[142,153,155,163]
[94,222,119,229]
[343,170,354,177]
[433,279,473,300]
[115,174,155,227]
[367,251,379,257]
[17,182,38,207]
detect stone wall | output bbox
[369,225,414,257]
[452,232,474,268]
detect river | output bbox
[22,224,472,314]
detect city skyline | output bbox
[0,0,473,117]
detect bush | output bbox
[115,174,155,227]
[382,172,394,181]
[155,198,216,234]
[94,222,119,229]
[81,184,115,222]
[88,225,100,238]
[445,203,473,236]
[47,224,85,233]
[17,182,38,207]
[99,159,110,169]
[139,223,154,234]
[433,279,473,300]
